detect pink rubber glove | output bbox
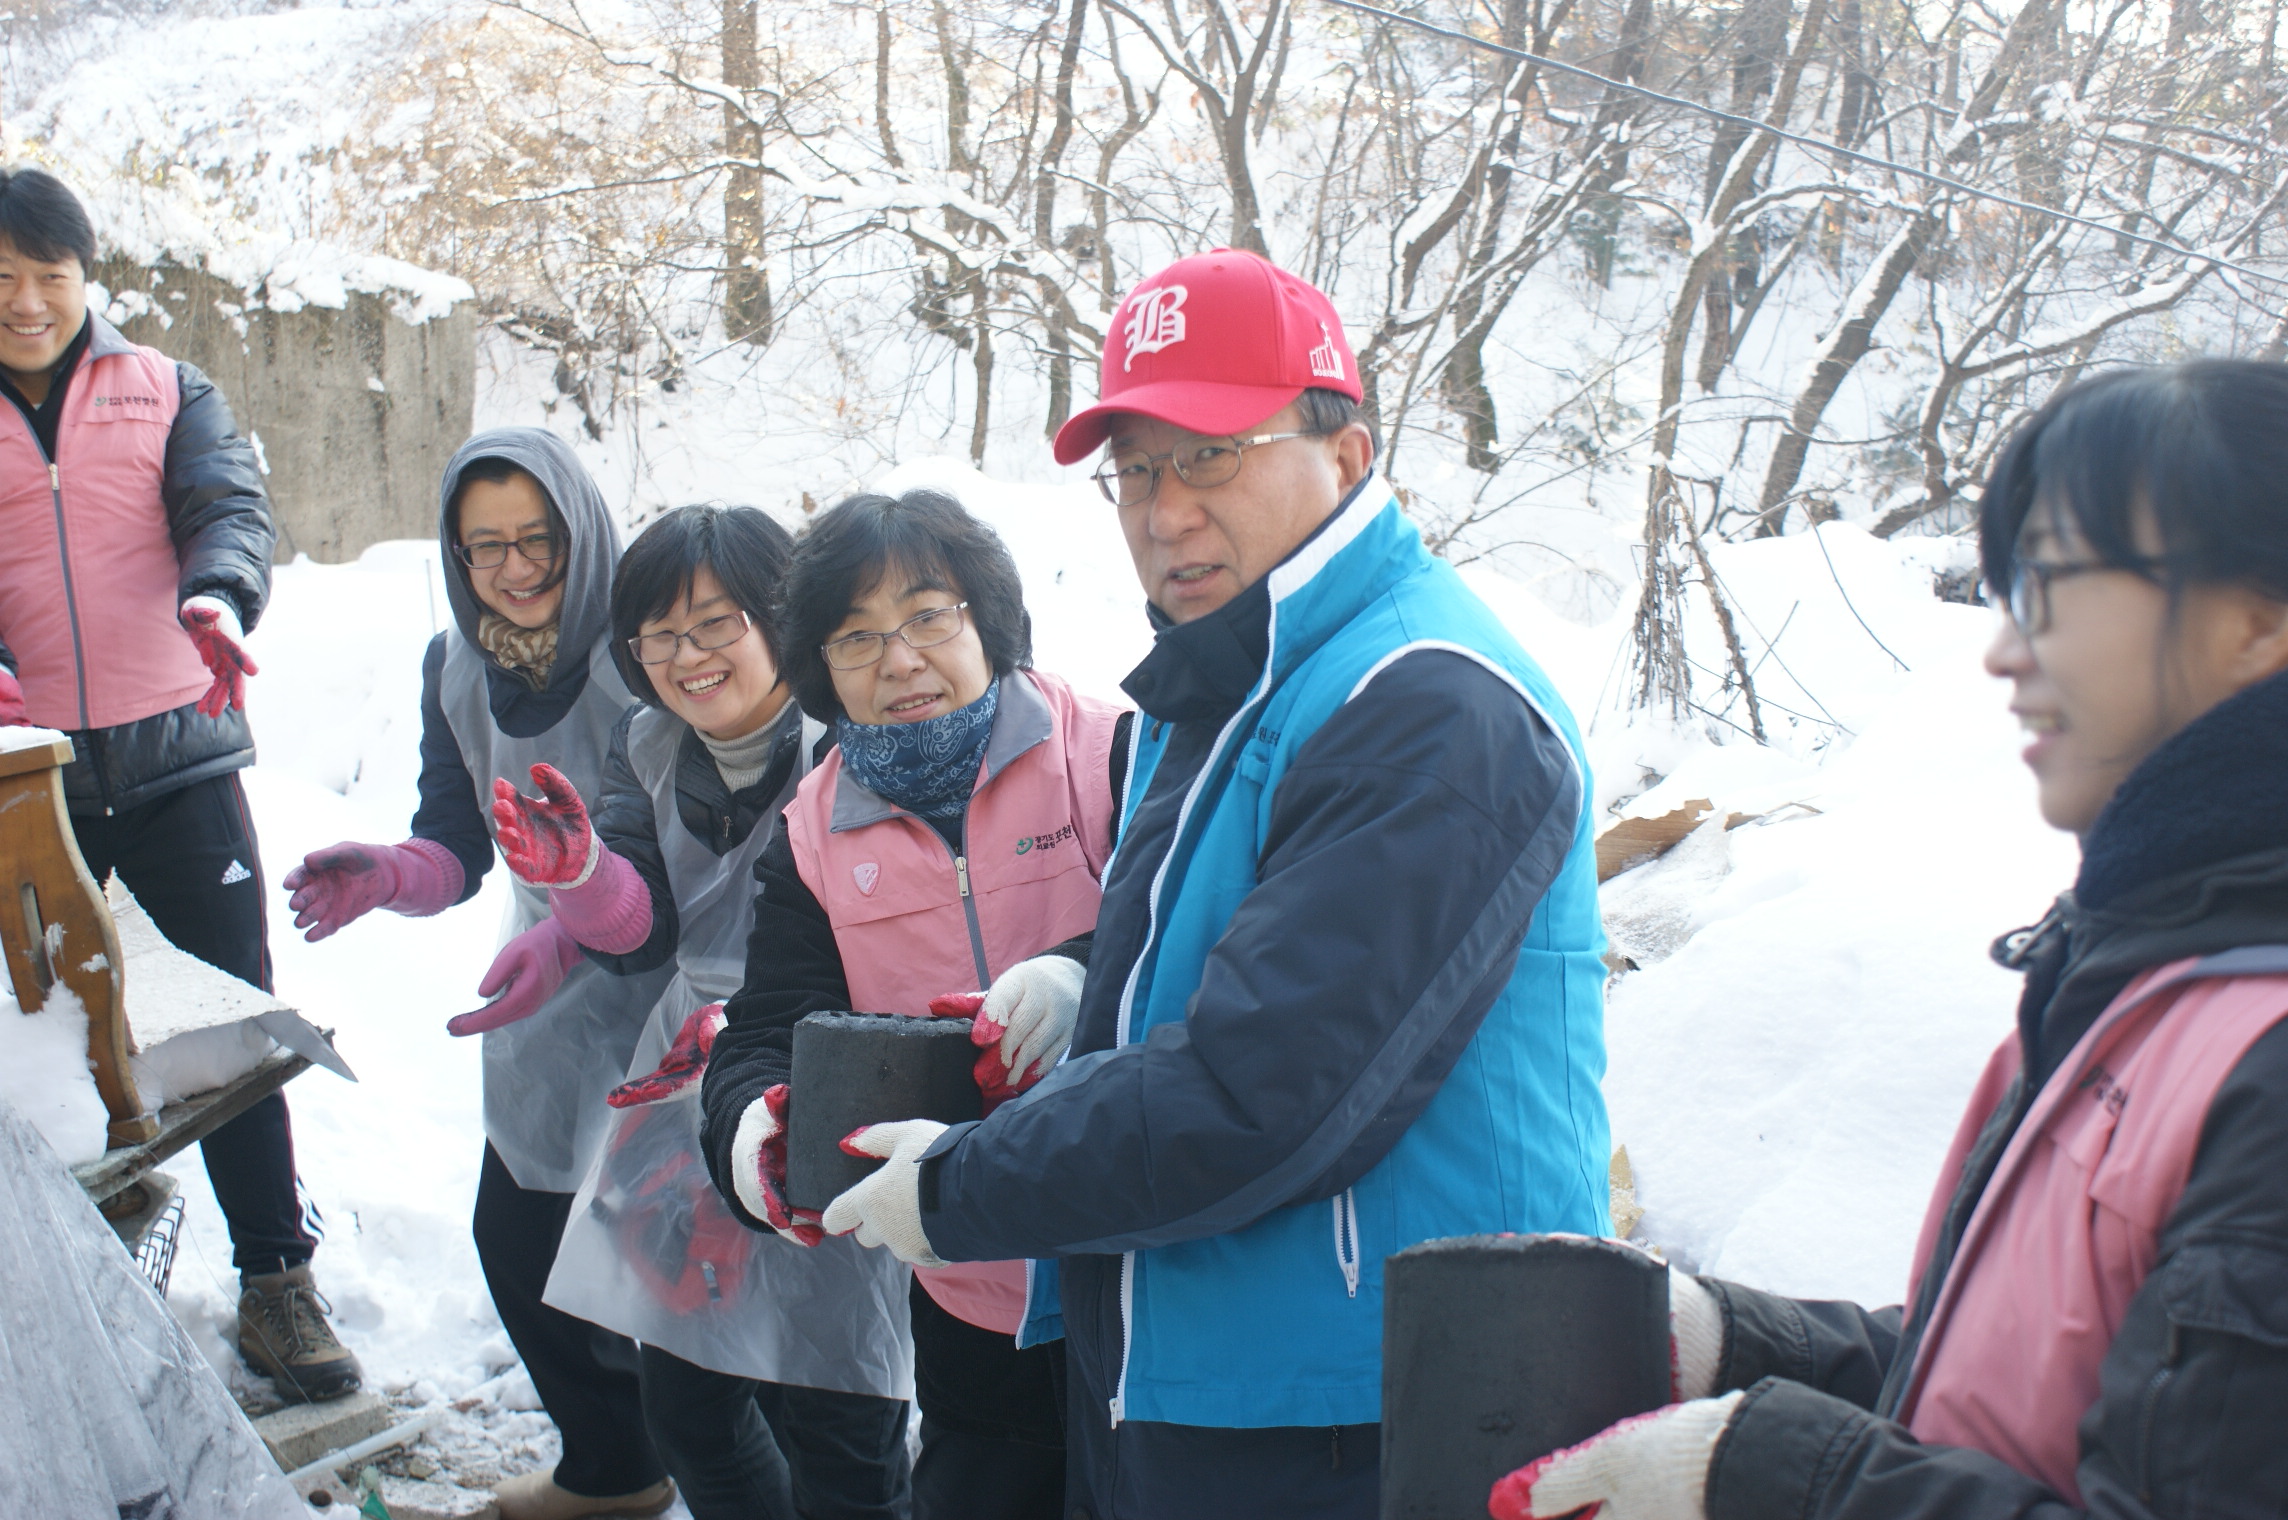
[0,666,26,726]
[180,596,258,718]
[549,844,653,954]
[608,1003,727,1108]
[281,839,464,941]
[449,917,582,1036]
[493,764,596,887]
[731,1083,825,1246]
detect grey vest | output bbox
[439,635,675,1193]
[542,701,915,1394]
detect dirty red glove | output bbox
[608,1003,728,1108]
[0,666,26,726]
[492,764,596,887]
[1487,1392,1743,1520]
[732,1083,824,1246]
[449,917,582,1035]
[180,596,258,718]
[930,992,1023,1112]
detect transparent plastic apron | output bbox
[441,636,676,1194]
[544,705,915,1395]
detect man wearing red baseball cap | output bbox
[817,250,1612,1517]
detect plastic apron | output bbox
[543,704,916,1396]
[440,635,677,1194]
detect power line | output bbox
[1317,0,2288,294]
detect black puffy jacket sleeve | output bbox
[699,822,847,1230]
[410,632,491,903]
[163,361,273,629]
[918,650,1582,1261]
[1705,1017,2288,1520]
[583,707,681,976]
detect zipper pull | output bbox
[956,855,972,898]
[1108,1394,1124,1424]
[49,463,59,490]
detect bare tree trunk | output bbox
[721,0,771,345]
[1038,0,1089,437]
[968,270,993,465]
[875,1,904,168]
[1580,0,1656,286]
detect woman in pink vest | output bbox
[1492,362,2288,1520]
[697,488,1130,1520]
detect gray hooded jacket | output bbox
[411,428,623,897]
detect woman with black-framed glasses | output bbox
[697,487,1137,1520]
[282,429,679,1520]
[1494,360,2288,1520]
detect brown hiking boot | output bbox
[493,1472,675,1520]
[237,1264,363,1403]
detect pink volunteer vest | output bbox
[0,333,211,732]
[784,669,1124,1333]
[1897,958,2288,1499]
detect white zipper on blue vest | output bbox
[1333,1189,1360,1299]
[1109,1248,1136,1424]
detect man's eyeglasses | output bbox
[1091,431,1317,508]
[457,532,563,569]
[1999,555,2169,635]
[821,603,969,671]
[628,610,751,666]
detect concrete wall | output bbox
[95,259,475,564]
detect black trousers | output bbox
[474,1143,666,1498]
[638,1343,912,1520]
[909,1276,1065,1520]
[1061,1329,1378,1520]
[71,772,315,1278]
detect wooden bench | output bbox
[0,735,316,1244]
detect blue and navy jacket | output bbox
[920,474,1612,1429]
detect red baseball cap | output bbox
[1051,249,1363,466]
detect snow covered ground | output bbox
[101,438,2077,1502]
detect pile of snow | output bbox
[1586,527,2077,1306]
[0,980,108,1166]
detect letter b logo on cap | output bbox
[1123,285,1189,370]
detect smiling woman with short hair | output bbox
[698,487,1135,1520]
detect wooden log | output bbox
[0,737,155,1147]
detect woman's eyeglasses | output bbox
[629,610,751,665]
[1999,555,2169,634]
[457,532,563,569]
[821,603,969,671]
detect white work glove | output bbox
[1488,1391,1744,1520]
[1671,1265,1723,1400]
[820,1119,949,1267]
[971,953,1086,1103]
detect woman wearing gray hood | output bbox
[280,428,677,1520]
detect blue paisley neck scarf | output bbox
[837,678,1000,821]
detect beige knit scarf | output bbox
[477,612,561,689]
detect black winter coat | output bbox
[1701,668,2288,1520]
[0,316,276,815]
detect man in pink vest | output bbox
[0,168,360,1401]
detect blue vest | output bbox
[1052,478,1612,1428]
